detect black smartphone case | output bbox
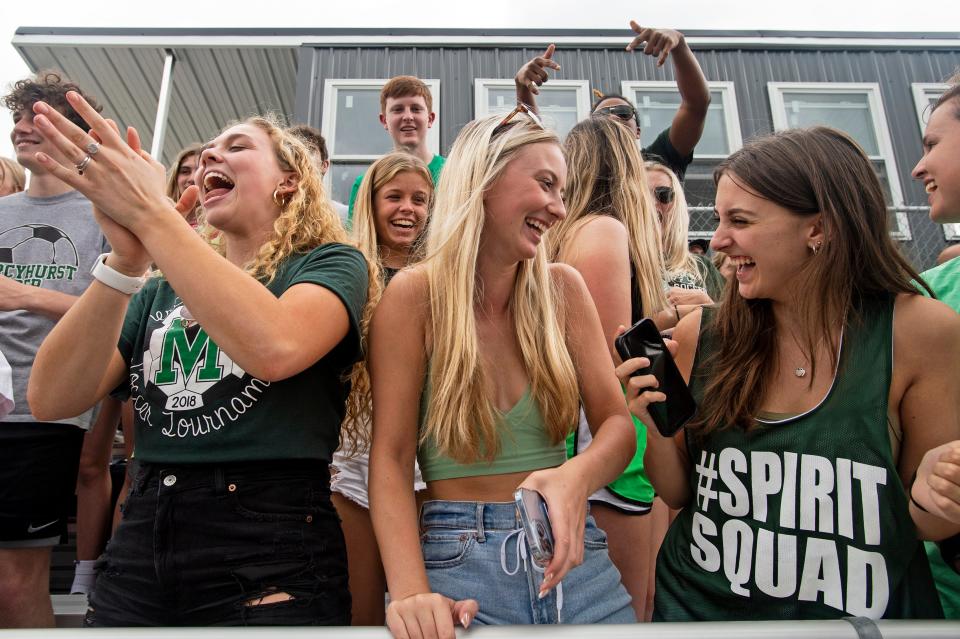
[615,319,697,437]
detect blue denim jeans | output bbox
[85,460,350,626]
[420,500,636,625]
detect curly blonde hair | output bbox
[196,114,374,453]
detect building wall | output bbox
[297,44,960,269]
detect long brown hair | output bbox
[693,126,929,433]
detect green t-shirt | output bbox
[347,153,445,223]
[920,256,960,310]
[918,256,960,619]
[113,243,368,464]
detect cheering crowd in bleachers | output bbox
[1,18,960,635]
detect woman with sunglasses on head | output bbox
[369,110,637,636]
[26,92,371,625]
[334,151,433,626]
[547,116,670,621]
[647,162,726,306]
[621,126,960,621]
[515,21,710,180]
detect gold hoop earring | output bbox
[272,188,287,208]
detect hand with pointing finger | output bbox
[625,22,685,67]
[515,44,561,100]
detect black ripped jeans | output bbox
[85,460,350,626]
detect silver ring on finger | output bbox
[85,141,101,156]
[76,154,92,175]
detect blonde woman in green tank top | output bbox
[620,127,960,621]
[368,114,638,635]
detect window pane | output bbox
[329,162,370,204]
[487,86,580,139]
[920,92,943,127]
[632,89,730,156]
[333,88,393,156]
[780,92,880,156]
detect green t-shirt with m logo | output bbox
[114,243,368,464]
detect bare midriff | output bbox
[423,469,542,503]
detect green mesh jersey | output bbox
[655,297,942,621]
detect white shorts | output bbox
[330,450,426,510]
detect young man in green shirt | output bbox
[347,76,443,220]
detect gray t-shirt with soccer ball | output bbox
[0,189,108,430]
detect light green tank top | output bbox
[417,384,566,482]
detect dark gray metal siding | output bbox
[298,44,960,269]
[17,44,298,165]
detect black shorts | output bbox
[0,422,84,547]
[86,460,350,626]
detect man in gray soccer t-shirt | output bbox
[0,72,107,627]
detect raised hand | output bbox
[515,44,561,97]
[625,21,684,67]
[31,91,177,238]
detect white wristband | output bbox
[90,253,145,295]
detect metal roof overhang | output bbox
[12,27,960,165]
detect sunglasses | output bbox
[653,186,675,205]
[495,102,545,134]
[593,104,637,122]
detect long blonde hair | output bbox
[197,115,373,452]
[343,152,434,455]
[647,161,702,286]
[550,117,668,315]
[421,116,580,463]
[351,152,433,281]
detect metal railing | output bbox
[28,596,960,638]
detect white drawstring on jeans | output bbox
[499,527,563,623]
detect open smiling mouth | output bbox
[202,171,235,204]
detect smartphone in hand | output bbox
[614,318,697,437]
[514,488,554,568]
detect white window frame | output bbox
[621,80,743,159]
[473,79,591,133]
[911,83,950,135]
[319,78,441,192]
[768,82,910,240]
